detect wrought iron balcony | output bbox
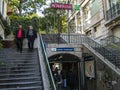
[106,2,120,21]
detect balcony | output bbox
[106,2,120,21]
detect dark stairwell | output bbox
[0,48,43,90]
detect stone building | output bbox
[0,0,9,39]
[68,0,120,43]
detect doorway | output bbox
[49,53,81,90]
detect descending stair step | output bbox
[0,81,42,85]
[0,86,43,90]
[0,63,38,67]
[0,48,43,90]
[0,76,41,81]
[0,67,39,71]
[0,72,40,76]
[0,65,39,68]
[0,79,41,83]
[3,58,38,60]
[0,68,38,72]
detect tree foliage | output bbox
[9,15,40,35]
[8,0,45,16]
[39,8,67,34]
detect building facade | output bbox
[68,0,120,43]
[0,0,9,39]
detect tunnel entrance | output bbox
[48,53,81,90]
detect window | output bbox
[90,0,99,16]
[86,30,91,36]
[83,2,91,19]
[108,0,120,8]
[94,27,97,32]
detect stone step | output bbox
[0,81,42,86]
[0,68,38,72]
[0,48,43,90]
[0,76,41,81]
[0,72,40,76]
[0,65,39,68]
[0,86,43,90]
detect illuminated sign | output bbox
[51,3,73,10]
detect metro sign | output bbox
[51,3,73,10]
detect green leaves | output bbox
[8,0,45,16]
[9,15,40,35]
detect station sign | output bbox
[51,47,74,51]
[51,3,73,10]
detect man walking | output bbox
[26,25,37,51]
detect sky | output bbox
[36,0,52,17]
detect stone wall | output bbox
[95,57,120,90]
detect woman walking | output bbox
[15,25,25,53]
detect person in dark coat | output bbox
[15,25,25,53]
[26,25,37,51]
[67,70,75,90]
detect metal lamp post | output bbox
[56,9,61,44]
[44,11,49,35]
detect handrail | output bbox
[61,34,119,69]
[100,35,120,46]
[39,34,57,90]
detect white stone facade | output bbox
[68,0,120,43]
[0,0,8,39]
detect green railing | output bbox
[100,35,120,46]
[39,34,57,90]
[61,34,119,68]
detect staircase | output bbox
[0,48,43,90]
[61,34,120,72]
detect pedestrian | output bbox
[15,25,25,53]
[67,70,75,90]
[61,69,67,88]
[26,25,37,51]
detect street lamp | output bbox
[56,9,61,44]
[44,11,49,35]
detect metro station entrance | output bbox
[48,53,81,90]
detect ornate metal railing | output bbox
[41,34,66,44]
[61,34,119,69]
[106,2,120,21]
[100,35,120,46]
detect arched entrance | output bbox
[48,53,81,90]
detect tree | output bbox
[9,14,40,35]
[8,0,45,16]
[39,8,67,34]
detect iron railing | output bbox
[61,34,119,68]
[106,2,120,21]
[39,34,57,90]
[100,35,120,46]
[41,34,66,44]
